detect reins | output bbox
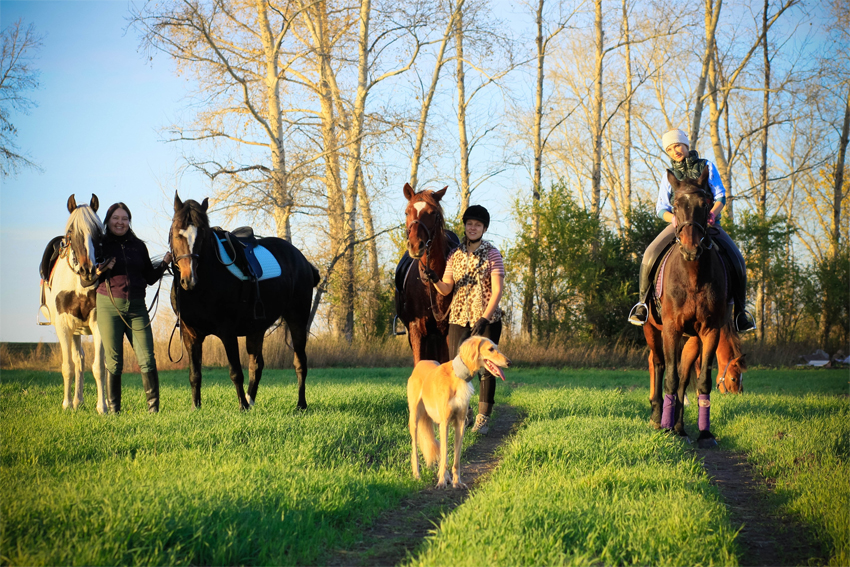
[409,216,451,323]
[673,188,715,255]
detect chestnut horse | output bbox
[395,184,458,364]
[644,168,729,448]
[40,195,107,413]
[649,320,747,405]
[169,193,319,411]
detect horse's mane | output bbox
[66,205,104,236]
[175,200,211,230]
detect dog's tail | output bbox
[417,411,439,467]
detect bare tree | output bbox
[0,19,42,177]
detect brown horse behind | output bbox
[644,168,730,447]
[396,184,456,364]
[649,321,747,403]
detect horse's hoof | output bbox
[296,403,308,411]
[698,437,718,449]
[650,420,662,430]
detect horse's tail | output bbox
[417,411,438,467]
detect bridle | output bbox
[407,210,450,323]
[673,188,714,256]
[60,228,102,285]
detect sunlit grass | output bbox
[0,366,846,565]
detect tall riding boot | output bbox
[107,370,122,414]
[141,370,160,413]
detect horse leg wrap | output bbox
[698,394,710,431]
[661,394,676,429]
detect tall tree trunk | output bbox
[456,8,471,212]
[255,0,292,241]
[690,0,723,148]
[409,0,464,189]
[357,167,381,336]
[522,0,546,340]
[621,0,632,231]
[819,85,850,349]
[340,0,373,343]
[756,0,771,342]
[590,0,604,217]
[707,48,734,221]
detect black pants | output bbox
[448,320,502,417]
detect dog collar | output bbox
[452,355,474,382]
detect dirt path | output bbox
[325,405,523,567]
[697,447,825,566]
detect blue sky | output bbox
[1,0,212,342]
[1,0,528,343]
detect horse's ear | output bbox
[67,194,77,213]
[201,197,209,212]
[666,169,678,189]
[174,191,183,212]
[403,183,415,201]
[698,164,710,186]
[434,186,448,201]
[736,354,748,371]
[90,194,99,213]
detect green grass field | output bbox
[1,366,847,566]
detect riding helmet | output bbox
[462,205,490,228]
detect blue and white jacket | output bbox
[655,160,726,220]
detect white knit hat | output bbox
[662,129,689,151]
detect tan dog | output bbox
[407,336,511,488]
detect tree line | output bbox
[122,0,848,350]
[4,0,829,351]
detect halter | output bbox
[407,212,450,322]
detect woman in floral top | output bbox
[428,205,505,434]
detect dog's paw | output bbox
[436,479,447,488]
[452,479,467,489]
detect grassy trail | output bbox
[0,366,846,566]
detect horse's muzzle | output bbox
[180,274,196,291]
[408,245,424,259]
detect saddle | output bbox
[40,235,64,282]
[213,226,264,281]
[212,226,278,319]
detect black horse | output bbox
[169,193,319,410]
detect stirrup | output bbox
[392,315,407,336]
[735,311,756,333]
[37,304,52,326]
[627,303,648,326]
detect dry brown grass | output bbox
[0,332,824,372]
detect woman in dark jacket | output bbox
[96,202,171,413]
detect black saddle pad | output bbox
[40,236,64,280]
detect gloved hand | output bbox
[470,317,489,336]
[423,267,439,283]
[707,211,717,226]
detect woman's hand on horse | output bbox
[424,267,439,283]
[707,211,716,226]
[163,251,173,265]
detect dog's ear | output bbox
[459,337,482,371]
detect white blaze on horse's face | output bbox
[177,225,198,290]
[413,202,427,216]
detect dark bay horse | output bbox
[40,195,107,413]
[644,168,730,448]
[169,193,319,411]
[395,183,458,364]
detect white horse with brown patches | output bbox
[41,195,107,413]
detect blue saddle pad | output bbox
[215,237,282,281]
